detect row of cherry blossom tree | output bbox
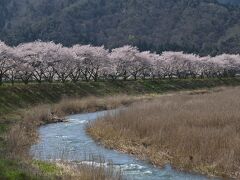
[0,40,240,85]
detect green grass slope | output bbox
[1,78,240,116]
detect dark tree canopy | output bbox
[1,0,240,55]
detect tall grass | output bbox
[53,95,144,115]
[3,94,149,179]
[88,87,240,179]
[55,157,121,180]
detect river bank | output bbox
[1,95,147,179]
[88,87,240,179]
[32,110,219,180]
[1,79,240,179]
[2,78,240,116]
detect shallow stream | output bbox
[31,110,219,180]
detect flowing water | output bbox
[31,110,219,180]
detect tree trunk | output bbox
[0,76,2,86]
[11,78,14,86]
[0,72,3,86]
[134,74,137,81]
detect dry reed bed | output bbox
[55,161,121,180]
[4,94,152,179]
[88,87,240,179]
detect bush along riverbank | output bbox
[1,78,240,179]
[88,86,240,179]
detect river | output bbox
[30,110,219,180]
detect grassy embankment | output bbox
[1,78,240,179]
[88,86,240,179]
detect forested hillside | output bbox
[1,0,240,55]
[218,0,240,5]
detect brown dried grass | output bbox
[88,87,240,179]
[4,94,148,179]
[53,95,143,116]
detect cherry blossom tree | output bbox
[13,41,47,83]
[135,51,156,80]
[88,46,109,81]
[110,45,139,80]
[0,41,13,85]
[12,44,35,84]
[54,47,75,83]
[159,52,180,79]
[72,45,109,81]
[210,54,240,78]
[41,42,63,83]
[1,40,240,85]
